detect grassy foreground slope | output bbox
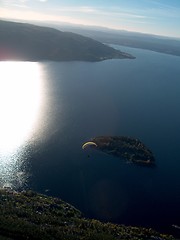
[0,189,174,240]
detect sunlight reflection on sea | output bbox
[0,61,43,189]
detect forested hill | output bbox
[0,20,134,61]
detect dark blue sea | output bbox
[0,45,180,235]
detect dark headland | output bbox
[0,20,135,62]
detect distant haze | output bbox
[0,0,180,38]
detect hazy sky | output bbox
[1,0,180,38]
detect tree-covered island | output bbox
[86,136,155,167]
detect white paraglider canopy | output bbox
[82,141,97,149]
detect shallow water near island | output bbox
[0,46,180,235]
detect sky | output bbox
[1,0,180,38]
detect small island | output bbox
[87,136,155,167]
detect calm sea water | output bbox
[0,46,180,234]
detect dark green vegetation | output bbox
[0,20,134,62]
[91,136,155,167]
[0,189,174,240]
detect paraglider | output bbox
[82,141,97,149]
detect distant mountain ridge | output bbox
[45,23,180,57]
[0,20,134,61]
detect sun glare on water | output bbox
[0,61,43,152]
[0,61,43,188]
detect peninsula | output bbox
[0,20,135,62]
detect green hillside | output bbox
[0,189,174,240]
[0,20,134,62]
